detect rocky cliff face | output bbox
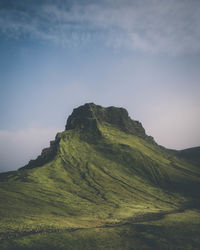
[65,103,154,142]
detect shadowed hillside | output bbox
[0,103,200,250]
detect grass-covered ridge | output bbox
[0,103,200,249]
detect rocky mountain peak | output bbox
[65,103,153,142]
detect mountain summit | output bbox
[66,103,148,138]
[1,103,200,249]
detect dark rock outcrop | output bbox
[65,103,155,143]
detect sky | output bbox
[0,0,200,172]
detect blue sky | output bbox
[0,0,200,172]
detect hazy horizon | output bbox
[0,0,200,172]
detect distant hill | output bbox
[176,146,200,166]
[0,103,200,250]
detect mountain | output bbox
[0,103,200,250]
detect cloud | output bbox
[0,127,60,172]
[0,0,200,54]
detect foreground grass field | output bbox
[0,103,199,249]
[1,209,200,249]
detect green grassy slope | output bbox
[176,147,200,167]
[0,103,200,249]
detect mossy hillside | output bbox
[0,103,200,249]
[176,146,200,166]
[1,209,200,250]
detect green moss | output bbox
[0,103,199,249]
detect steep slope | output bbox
[0,103,200,250]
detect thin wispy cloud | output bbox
[0,0,200,54]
